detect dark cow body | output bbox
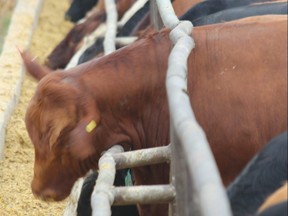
[23,16,287,216]
[191,2,287,26]
[180,0,277,21]
[227,131,288,216]
[65,0,98,23]
[78,37,123,64]
[78,38,106,64]
[77,170,139,216]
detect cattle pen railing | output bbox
[79,0,233,215]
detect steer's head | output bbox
[25,73,101,201]
[22,51,102,201]
[22,51,132,201]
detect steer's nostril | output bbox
[31,180,59,201]
[32,188,59,201]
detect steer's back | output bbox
[187,15,287,184]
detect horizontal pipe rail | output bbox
[113,145,171,169]
[91,145,172,215]
[113,185,176,205]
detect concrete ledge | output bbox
[0,0,43,159]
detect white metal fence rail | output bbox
[91,0,233,215]
[156,0,232,215]
[91,145,174,216]
[103,0,118,54]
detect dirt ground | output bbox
[0,0,73,215]
[0,0,16,53]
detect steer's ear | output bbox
[19,49,51,81]
[69,107,101,160]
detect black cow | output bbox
[227,131,288,216]
[77,169,139,216]
[180,0,276,21]
[191,2,287,26]
[65,0,98,23]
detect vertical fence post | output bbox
[169,129,201,216]
[150,0,164,30]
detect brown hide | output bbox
[173,0,203,16]
[24,16,287,216]
[45,0,136,70]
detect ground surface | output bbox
[0,0,73,215]
[0,0,16,53]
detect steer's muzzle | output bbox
[31,179,68,202]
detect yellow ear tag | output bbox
[86,120,97,133]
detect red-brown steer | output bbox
[23,16,287,216]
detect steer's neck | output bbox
[76,30,172,149]
[81,30,171,98]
